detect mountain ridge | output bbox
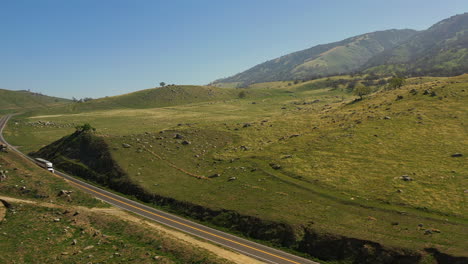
[213,29,417,87]
[364,12,468,76]
[214,13,468,86]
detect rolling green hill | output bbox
[212,29,417,87]
[34,85,269,115]
[0,89,71,113]
[365,13,468,76]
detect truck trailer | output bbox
[35,158,54,173]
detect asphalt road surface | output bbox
[0,114,319,264]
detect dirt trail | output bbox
[0,195,265,264]
[0,201,5,221]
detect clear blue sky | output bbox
[0,0,466,99]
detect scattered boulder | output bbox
[396,95,404,100]
[174,134,184,139]
[84,245,94,250]
[240,145,249,151]
[228,177,237,181]
[451,153,463,157]
[122,143,131,148]
[208,173,220,178]
[181,140,191,145]
[242,123,251,128]
[58,190,73,196]
[409,89,418,95]
[0,171,7,182]
[72,239,77,245]
[383,116,391,120]
[270,163,281,170]
[401,175,413,181]
[0,144,8,153]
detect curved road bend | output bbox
[0,114,319,264]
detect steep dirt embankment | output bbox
[31,131,468,264]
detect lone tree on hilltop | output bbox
[160,82,166,87]
[353,83,372,100]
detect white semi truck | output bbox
[35,158,54,173]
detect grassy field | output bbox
[0,147,237,264]
[3,74,468,260]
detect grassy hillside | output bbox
[364,13,468,76]
[0,141,238,264]
[31,85,273,115]
[4,74,468,263]
[212,29,416,86]
[0,89,71,114]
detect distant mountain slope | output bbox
[212,29,417,87]
[214,13,468,87]
[364,13,468,76]
[0,89,71,113]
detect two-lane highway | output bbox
[0,114,319,264]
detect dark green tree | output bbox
[159,82,166,87]
[388,77,405,90]
[75,123,96,132]
[353,84,372,100]
[238,90,246,99]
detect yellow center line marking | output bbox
[67,180,303,264]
